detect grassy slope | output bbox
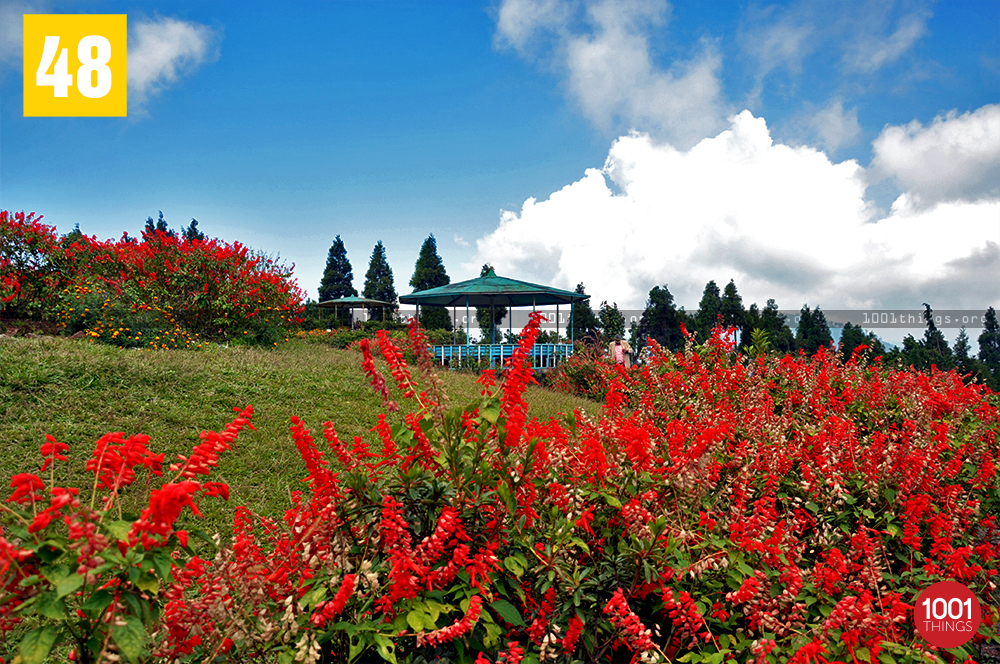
[0,336,594,533]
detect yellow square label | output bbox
[23,14,127,117]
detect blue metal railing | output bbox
[432,343,574,368]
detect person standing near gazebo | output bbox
[608,334,633,368]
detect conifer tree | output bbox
[363,241,397,321]
[978,307,1000,389]
[183,219,206,243]
[409,235,451,330]
[143,211,175,240]
[319,235,357,326]
[569,283,599,343]
[796,306,833,355]
[838,322,867,360]
[720,280,748,346]
[746,299,795,354]
[695,281,722,341]
[637,284,687,352]
[953,327,971,371]
[921,303,951,358]
[978,307,1000,369]
[476,264,507,343]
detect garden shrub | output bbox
[0,210,304,348]
[0,211,65,320]
[549,340,613,401]
[2,316,998,664]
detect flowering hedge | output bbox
[2,315,998,663]
[0,210,303,346]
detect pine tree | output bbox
[143,211,175,240]
[978,307,1000,389]
[410,235,451,330]
[978,307,1000,369]
[476,264,507,343]
[569,283,599,343]
[953,327,971,371]
[637,285,687,352]
[757,299,795,354]
[796,306,833,355]
[921,304,950,353]
[319,236,357,326]
[839,322,867,360]
[363,241,397,321]
[695,281,722,341]
[183,219,206,243]
[720,280,748,346]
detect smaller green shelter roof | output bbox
[316,296,394,309]
[400,269,589,307]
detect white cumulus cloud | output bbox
[494,0,727,148]
[128,16,220,110]
[471,109,999,314]
[871,104,1000,210]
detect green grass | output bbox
[0,336,595,534]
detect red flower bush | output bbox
[2,316,998,663]
[1,209,303,347]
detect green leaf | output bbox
[19,625,58,664]
[424,600,445,624]
[481,404,500,424]
[862,509,875,519]
[134,571,159,594]
[34,543,62,563]
[805,501,819,513]
[107,520,132,541]
[36,591,66,620]
[490,599,525,626]
[855,647,871,662]
[496,481,515,514]
[504,556,525,577]
[374,634,397,663]
[82,589,115,615]
[348,634,367,663]
[152,553,174,583]
[406,610,426,632]
[484,622,503,648]
[112,616,146,663]
[604,494,622,508]
[56,572,85,598]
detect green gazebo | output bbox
[316,296,394,328]
[399,269,589,366]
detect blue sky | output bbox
[1,0,998,340]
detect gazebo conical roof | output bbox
[399,269,588,307]
[316,296,394,309]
